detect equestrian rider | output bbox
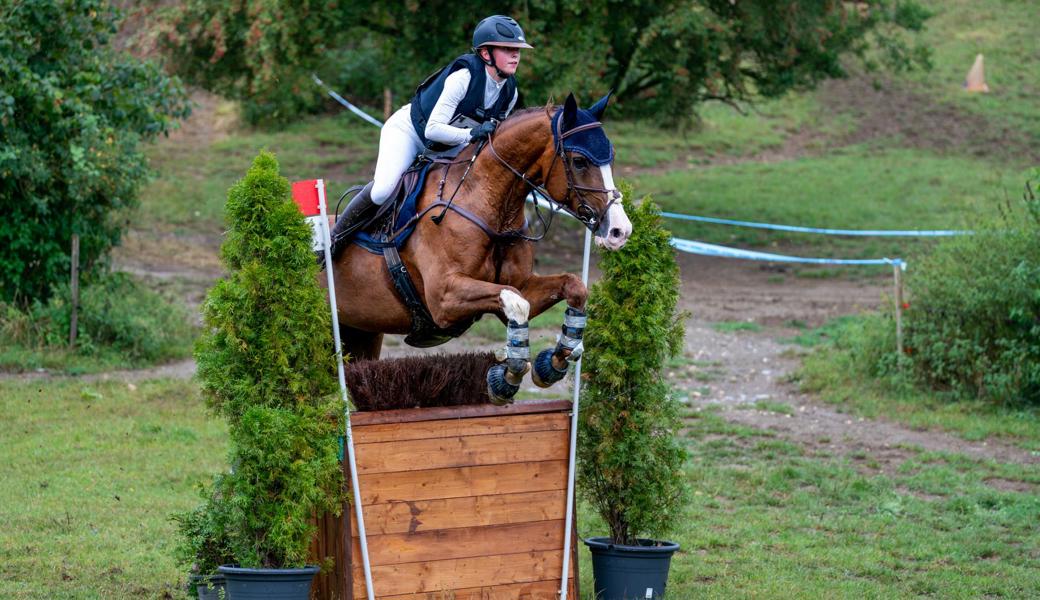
[329,15,533,243]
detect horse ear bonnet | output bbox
[552,94,615,166]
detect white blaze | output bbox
[596,164,632,250]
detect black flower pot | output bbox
[584,537,680,600]
[189,574,226,600]
[217,565,319,600]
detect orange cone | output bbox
[963,53,989,93]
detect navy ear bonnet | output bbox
[551,105,615,166]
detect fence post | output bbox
[69,234,80,347]
[893,262,904,356]
[383,88,392,121]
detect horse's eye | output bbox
[572,156,588,170]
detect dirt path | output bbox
[673,252,1039,467]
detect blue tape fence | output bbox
[660,212,970,237]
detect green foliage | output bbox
[0,0,190,304]
[0,272,194,365]
[172,476,235,581]
[579,185,690,545]
[903,171,1040,404]
[193,152,343,569]
[162,0,930,125]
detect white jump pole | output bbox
[560,227,592,600]
[315,180,376,600]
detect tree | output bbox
[579,185,690,545]
[162,0,929,124]
[194,151,343,568]
[0,0,190,304]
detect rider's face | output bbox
[483,46,521,79]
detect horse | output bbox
[322,92,631,403]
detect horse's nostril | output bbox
[610,227,623,239]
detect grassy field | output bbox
[3,377,1036,599]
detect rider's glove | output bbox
[469,120,497,143]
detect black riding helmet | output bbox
[472,15,534,51]
[472,15,533,79]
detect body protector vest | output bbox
[410,53,517,152]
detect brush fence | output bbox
[310,398,579,599]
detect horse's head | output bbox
[544,93,632,251]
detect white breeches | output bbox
[372,107,426,205]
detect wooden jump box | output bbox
[310,399,579,600]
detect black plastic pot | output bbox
[216,565,319,600]
[189,574,226,600]
[584,537,680,600]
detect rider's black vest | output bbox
[410,53,517,152]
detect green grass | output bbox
[578,407,1040,599]
[634,148,1026,256]
[713,320,763,334]
[141,113,379,235]
[796,316,1040,450]
[0,379,227,599]
[909,0,1040,141]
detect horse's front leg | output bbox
[427,277,532,405]
[516,273,589,389]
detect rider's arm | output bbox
[424,69,476,147]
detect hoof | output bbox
[531,348,567,388]
[486,364,519,405]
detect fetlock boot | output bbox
[330,182,377,249]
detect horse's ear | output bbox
[562,93,578,131]
[588,90,613,121]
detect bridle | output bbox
[484,112,620,236]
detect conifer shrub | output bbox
[579,186,690,545]
[192,152,343,569]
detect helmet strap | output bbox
[476,46,508,81]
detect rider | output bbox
[330,15,533,243]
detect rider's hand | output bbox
[469,120,497,143]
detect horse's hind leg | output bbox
[339,324,384,362]
[486,290,531,405]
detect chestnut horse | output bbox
[323,93,631,403]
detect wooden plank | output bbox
[352,550,566,598]
[352,520,564,566]
[351,490,567,535]
[357,460,567,505]
[354,412,568,444]
[377,578,575,600]
[355,430,568,475]
[351,399,571,426]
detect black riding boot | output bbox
[330,182,376,247]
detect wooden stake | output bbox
[69,234,80,347]
[383,88,392,121]
[893,262,904,356]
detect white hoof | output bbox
[499,289,530,323]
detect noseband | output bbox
[486,117,619,235]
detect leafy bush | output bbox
[903,173,1040,404]
[194,152,343,569]
[579,186,690,545]
[0,272,194,365]
[172,476,235,585]
[0,0,190,304]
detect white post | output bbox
[317,180,376,600]
[894,261,905,356]
[560,228,592,600]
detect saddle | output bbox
[333,147,476,348]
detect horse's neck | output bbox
[465,116,550,231]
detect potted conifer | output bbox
[194,152,344,599]
[579,187,690,599]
